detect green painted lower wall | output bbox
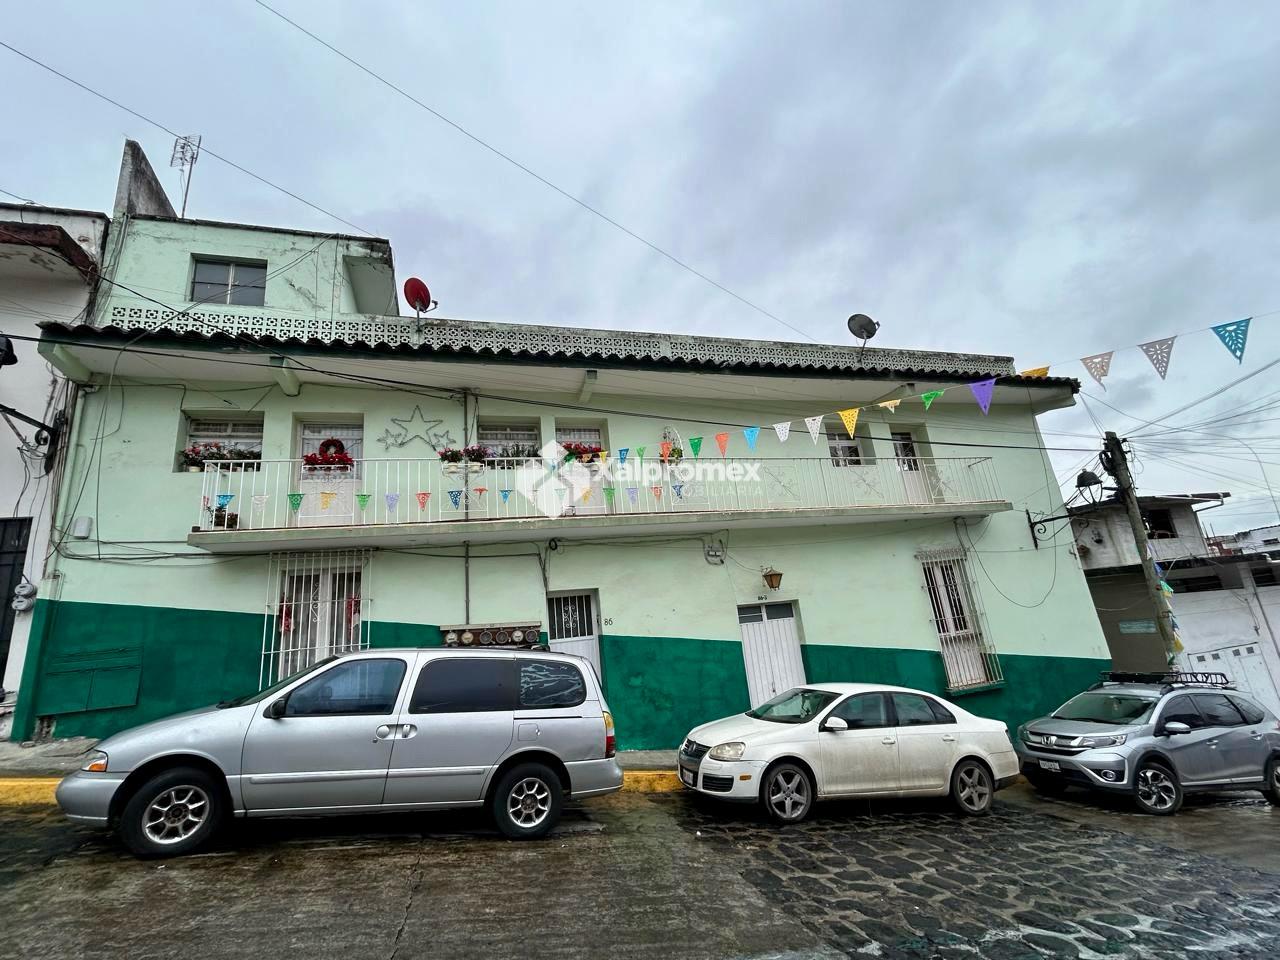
[602,633,1109,750]
[16,601,1108,749]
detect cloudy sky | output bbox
[5,1,1280,534]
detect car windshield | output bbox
[1051,691,1157,725]
[216,657,338,708]
[746,687,840,724]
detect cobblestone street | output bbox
[1,786,1278,959]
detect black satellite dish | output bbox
[847,314,879,340]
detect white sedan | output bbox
[678,683,1019,822]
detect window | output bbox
[1170,574,1222,594]
[1161,695,1206,729]
[1192,693,1245,727]
[477,422,540,459]
[1143,508,1176,539]
[1252,566,1278,587]
[1230,696,1266,725]
[892,693,942,726]
[830,693,891,729]
[548,593,597,641]
[186,416,264,452]
[919,551,1002,691]
[927,698,957,724]
[555,425,603,445]
[1233,648,1242,657]
[299,422,363,461]
[409,658,516,713]
[827,430,864,467]
[1053,692,1158,724]
[518,659,586,709]
[284,659,406,716]
[746,687,839,724]
[264,550,371,687]
[191,258,267,306]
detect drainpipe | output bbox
[1248,576,1280,695]
[463,541,471,623]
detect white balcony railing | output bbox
[195,455,1002,533]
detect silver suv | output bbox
[1016,671,1280,814]
[56,648,622,857]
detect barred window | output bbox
[918,549,1002,691]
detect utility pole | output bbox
[1101,431,1178,663]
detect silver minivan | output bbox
[56,648,623,857]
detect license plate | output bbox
[680,768,694,786]
[1039,760,1061,773]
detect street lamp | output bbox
[762,568,783,591]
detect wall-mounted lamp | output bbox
[762,568,783,591]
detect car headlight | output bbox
[80,750,108,773]
[708,741,746,761]
[1080,734,1126,748]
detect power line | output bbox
[0,39,373,236]
[0,187,38,204]
[251,1,819,345]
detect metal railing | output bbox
[196,455,1002,532]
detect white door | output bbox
[546,592,602,676]
[738,602,806,707]
[1184,644,1280,717]
[892,432,929,504]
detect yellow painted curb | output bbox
[0,777,59,806]
[621,770,682,793]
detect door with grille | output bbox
[546,592,601,675]
[738,602,806,707]
[0,518,31,682]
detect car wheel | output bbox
[491,763,562,840]
[118,766,225,859]
[1263,757,1280,808]
[950,759,994,816]
[1133,759,1182,815]
[760,762,814,824]
[1027,771,1069,796]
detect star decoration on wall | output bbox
[376,427,407,450]
[391,406,445,446]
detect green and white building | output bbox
[10,148,1110,748]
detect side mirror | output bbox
[265,697,288,720]
[822,715,848,732]
[1162,721,1191,736]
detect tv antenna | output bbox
[403,277,438,331]
[169,135,202,219]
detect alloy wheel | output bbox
[768,770,810,820]
[507,777,552,828]
[956,765,992,812]
[1137,767,1177,811]
[143,785,210,845]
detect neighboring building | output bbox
[1218,522,1280,558]
[10,146,1111,749]
[1070,493,1280,715]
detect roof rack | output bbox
[1092,670,1234,691]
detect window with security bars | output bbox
[826,429,865,467]
[918,550,1002,691]
[547,593,596,641]
[262,550,372,687]
[477,422,541,459]
[555,425,603,446]
[186,417,264,451]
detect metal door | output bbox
[0,518,31,682]
[738,602,806,708]
[892,432,929,504]
[240,656,410,813]
[546,592,601,676]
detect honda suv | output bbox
[1015,671,1280,815]
[56,648,622,857]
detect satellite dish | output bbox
[847,314,879,340]
[404,277,434,314]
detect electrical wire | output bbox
[0,187,38,204]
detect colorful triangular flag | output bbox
[448,490,463,508]
[385,492,400,511]
[877,399,900,413]
[651,486,663,500]
[618,448,629,465]
[581,488,592,503]
[1138,337,1176,379]
[772,422,791,443]
[1080,352,1114,390]
[1020,366,1050,378]
[625,487,638,504]
[968,378,997,415]
[660,440,673,462]
[804,415,824,444]
[688,437,703,458]
[672,483,684,499]
[1211,318,1250,363]
[715,432,729,456]
[251,494,269,510]
[287,492,304,512]
[603,487,616,504]
[837,408,859,438]
[216,493,234,509]
[473,487,487,497]
[636,446,646,460]
[921,390,945,411]
[415,491,430,509]
[355,493,372,510]
[743,426,760,450]
[319,491,337,510]
[500,489,512,503]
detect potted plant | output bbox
[224,447,262,472]
[212,508,239,529]
[182,441,230,472]
[562,441,603,464]
[440,446,490,476]
[303,438,355,473]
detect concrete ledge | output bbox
[619,771,682,793]
[0,777,59,806]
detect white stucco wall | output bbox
[1172,577,1280,716]
[1073,502,1209,569]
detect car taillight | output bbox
[603,710,616,758]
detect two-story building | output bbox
[10,145,1111,749]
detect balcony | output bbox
[188,455,1009,551]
